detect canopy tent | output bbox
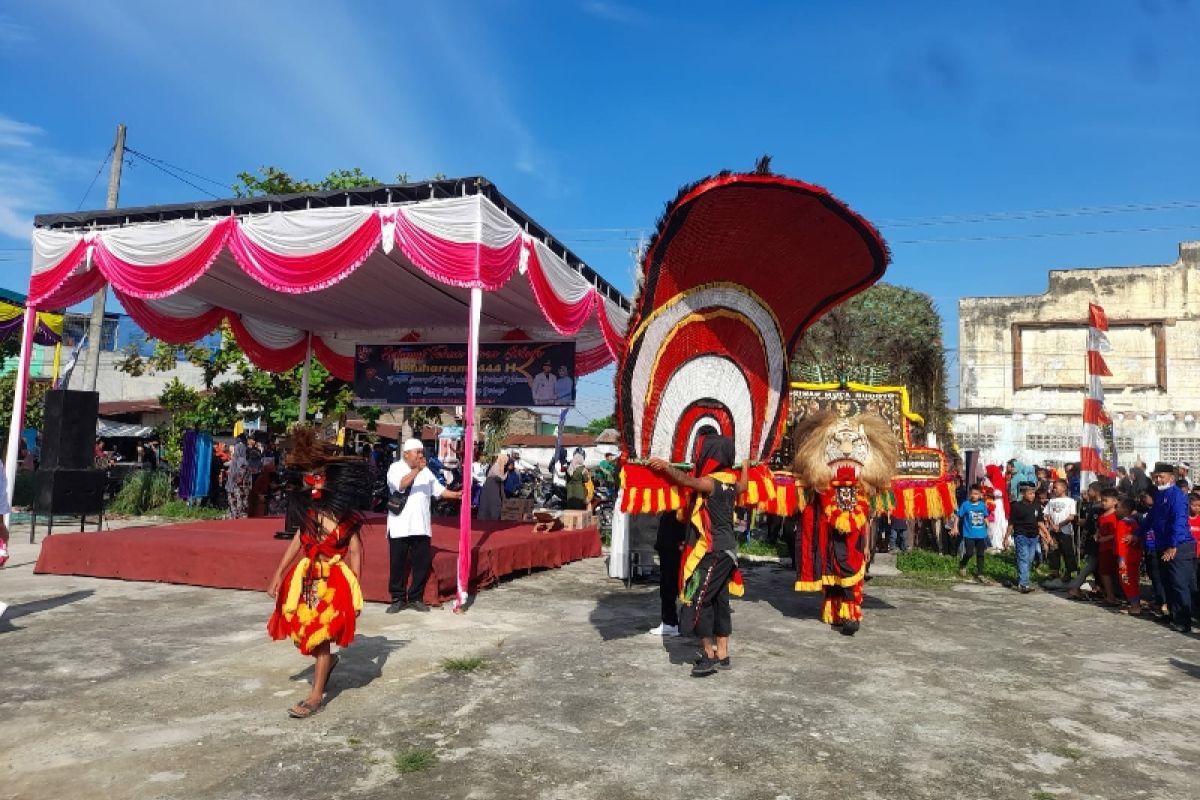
[0,289,62,346]
[11,177,630,611]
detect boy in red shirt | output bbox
[1094,488,1120,604]
[1114,496,1143,614]
[1189,492,1200,549]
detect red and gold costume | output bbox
[268,515,364,656]
[788,409,899,635]
[795,466,870,625]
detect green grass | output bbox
[347,736,363,748]
[147,499,226,520]
[440,656,486,673]
[393,747,438,774]
[739,538,789,558]
[1032,791,1057,800]
[896,548,1052,586]
[1053,745,1084,762]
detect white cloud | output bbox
[44,0,441,181]
[0,115,98,240]
[0,14,32,47]
[580,2,645,25]
[0,116,42,148]
[417,4,565,195]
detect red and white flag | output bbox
[1081,302,1117,484]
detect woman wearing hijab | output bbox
[226,435,253,519]
[477,453,509,521]
[564,449,590,510]
[648,435,749,677]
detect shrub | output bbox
[108,470,176,516]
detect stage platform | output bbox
[33,514,602,606]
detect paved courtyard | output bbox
[1,526,1198,800]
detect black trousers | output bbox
[388,535,432,603]
[1160,539,1196,628]
[656,541,682,627]
[1144,549,1168,609]
[690,552,735,638]
[959,538,987,576]
[1048,526,1078,577]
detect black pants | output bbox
[690,552,734,638]
[1144,549,1168,609]
[656,542,682,627]
[1160,540,1196,628]
[388,535,431,603]
[1048,526,1078,577]
[959,538,987,576]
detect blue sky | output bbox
[1,0,1198,422]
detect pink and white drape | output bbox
[29,195,628,376]
[1080,302,1117,485]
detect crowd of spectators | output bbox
[945,458,1198,636]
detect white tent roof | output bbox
[28,178,630,378]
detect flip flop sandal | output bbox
[288,700,323,719]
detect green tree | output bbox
[0,373,50,435]
[585,414,616,435]
[790,283,950,438]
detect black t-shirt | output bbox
[707,480,739,553]
[1078,501,1102,556]
[1008,500,1043,536]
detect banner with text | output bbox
[354,342,577,408]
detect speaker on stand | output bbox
[32,390,105,542]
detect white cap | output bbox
[402,438,424,453]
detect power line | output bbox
[126,149,221,199]
[555,199,1200,236]
[75,146,114,211]
[875,200,1200,228]
[123,147,229,190]
[892,225,1200,246]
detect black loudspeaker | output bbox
[41,390,99,470]
[33,469,106,515]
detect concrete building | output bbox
[954,241,1200,468]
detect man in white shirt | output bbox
[386,439,462,613]
[529,361,557,405]
[1043,478,1079,587]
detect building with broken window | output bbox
[954,241,1200,469]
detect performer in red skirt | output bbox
[267,428,370,718]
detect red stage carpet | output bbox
[34,514,601,606]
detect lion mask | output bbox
[790,410,899,496]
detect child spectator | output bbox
[1066,482,1103,600]
[1115,496,1143,614]
[952,484,991,581]
[1090,487,1120,605]
[1043,479,1079,587]
[1034,487,1051,566]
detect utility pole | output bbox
[80,123,126,392]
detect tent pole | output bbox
[455,287,483,613]
[4,307,38,523]
[298,332,313,423]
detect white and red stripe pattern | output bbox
[1080,302,1116,485]
[28,195,628,377]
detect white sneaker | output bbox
[647,623,680,637]
[0,601,7,620]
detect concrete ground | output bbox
[1,525,1198,800]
